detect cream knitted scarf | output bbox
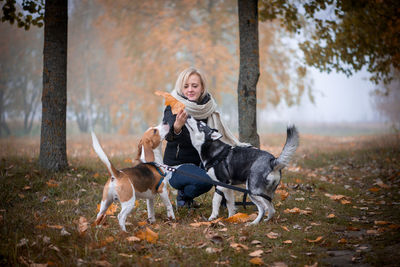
[171,90,248,147]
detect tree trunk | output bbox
[237,0,260,148]
[39,0,68,171]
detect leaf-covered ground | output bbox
[0,133,399,266]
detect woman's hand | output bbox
[174,109,188,134]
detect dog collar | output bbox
[146,162,166,177]
[155,177,164,192]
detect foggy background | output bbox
[1,0,396,138]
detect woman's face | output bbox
[182,74,203,102]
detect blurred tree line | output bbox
[1,0,399,138]
[1,0,310,137]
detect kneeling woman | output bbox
[162,67,244,208]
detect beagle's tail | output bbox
[272,125,299,171]
[91,131,119,178]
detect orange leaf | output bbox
[283,240,293,244]
[190,218,221,227]
[368,187,381,192]
[135,227,158,243]
[327,213,336,218]
[338,238,347,244]
[96,203,118,215]
[276,189,289,201]
[225,213,251,223]
[249,257,264,265]
[374,221,390,225]
[340,199,351,205]
[138,221,147,226]
[155,91,185,114]
[46,179,59,187]
[47,224,63,230]
[281,226,290,232]
[306,236,323,243]
[230,242,249,251]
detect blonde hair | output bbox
[174,67,208,101]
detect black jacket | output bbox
[162,105,207,167]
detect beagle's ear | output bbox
[135,140,143,162]
[143,138,155,162]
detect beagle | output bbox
[92,123,175,232]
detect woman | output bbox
[163,67,245,208]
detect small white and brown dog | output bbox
[92,123,175,232]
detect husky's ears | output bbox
[211,131,223,141]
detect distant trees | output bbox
[96,0,309,134]
[372,71,400,129]
[0,22,42,136]
[259,0,400,85]
[1,0,68,171]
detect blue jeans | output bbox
[169,164,213,200]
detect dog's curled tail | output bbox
[91,131,119,178]
[272,125,299,171]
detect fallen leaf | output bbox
[305,263,318,267]
[135,227,158,243]
[126,236,141,242]
[57,199,79,205]
[249,250,263,257]
[284,207,312,215]
[368,187,380,192]
[78,216,88,235]
[266,232,279,239]
[281,226,290,232]
[276,189,289,201]
[230,242,249,251]
[283,240,292,244]
[96,203,118,215]
[306,236,323,243]
[271,261,288,267]
[327,214,336,218]
[374,220,390,225]
[249,257,264,265]
[46,179,59,187]
[338,238,347,244]
[118,253,132,258]
[366,229,379,235]
[190,218,222,227]
[47,224,63,230]
[340,199,351,205]
[138,221,147,226]
[155,91,185,114]
[225,213,252,223]
[23,186,31,190]
[92,260,112,267]
[389,224,400,229]
[214,260,230,265]
[205,247,222,253]
[376,179,390,189]
[251,240,262,245]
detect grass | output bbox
[0,133,399,266]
